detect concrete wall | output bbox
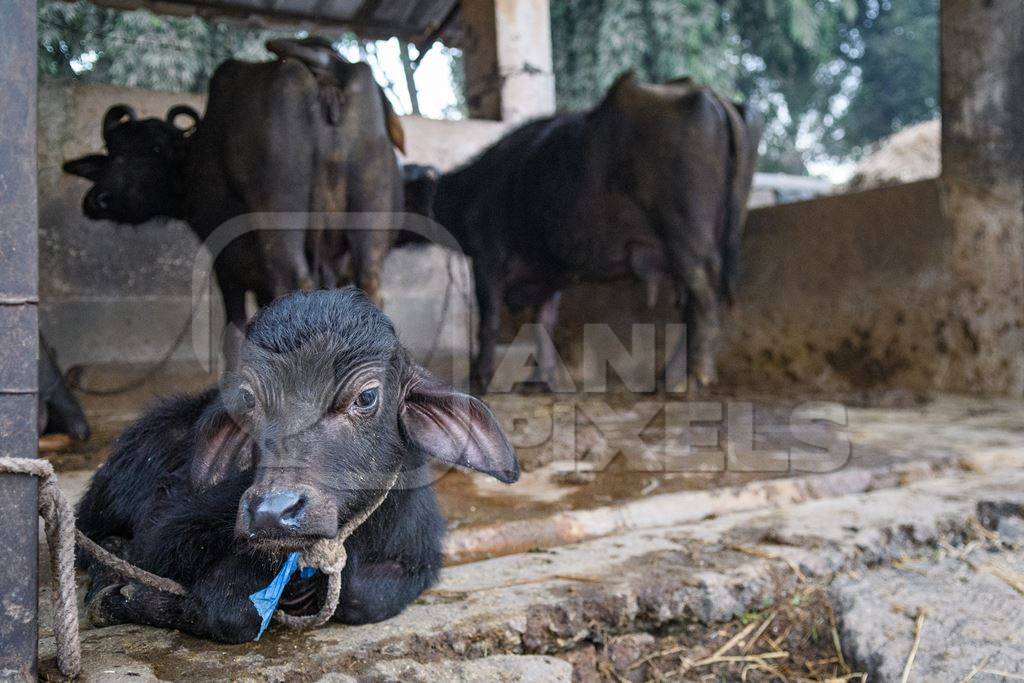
[553,180,963,395]
[556,175,1023,397]
[723,180,951,392]
[37,77,507,368]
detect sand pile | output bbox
[844,119,940,191]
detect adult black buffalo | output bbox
[430,74,761,392]
[64,38,404,368]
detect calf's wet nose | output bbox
[248,490,308,533]
[84,189,112,217]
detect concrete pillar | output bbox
[461,0,556,123]
[940,0,1024,395]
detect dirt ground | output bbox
[565,582,854,682]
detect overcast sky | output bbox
[339,38,461,120]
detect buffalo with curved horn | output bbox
[64,38,405,368]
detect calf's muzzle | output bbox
[249,490,307,532]
[236,483,339,543]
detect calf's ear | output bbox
[400,372,519,483]
[189,415,254,493]
[63,155,108,181]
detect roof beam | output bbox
[83,0,455,43]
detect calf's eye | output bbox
[352,387,379,412]
[238,387,256,411]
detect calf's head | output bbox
[191,288,518,551]
[63,104,198,224]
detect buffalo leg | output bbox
[664,287,690,392]
[661,208,723,391]
[87,583,187,632]
[333,554,436,625]
[529,291,562,387]
[256,221,316,297]
[661,261,720,391]
[471,262,504,395]
[239,147,317,297]
[333,251,353,287]
[38,333,90,440]
[220,281,249,371]
[347,227,390,306]
[346,163,399,306]
[686,261,722,388]
[88,553,271,644]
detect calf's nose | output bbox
[85,190,111,216]
[248,491,307,533]
[91,191,111,210]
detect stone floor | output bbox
[34,372,1024,681]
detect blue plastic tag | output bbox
[249,551,317,640]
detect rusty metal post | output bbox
[0,1,41,679]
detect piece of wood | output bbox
[39,433,73,453]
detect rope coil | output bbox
[274,472,398,630]
[0,456,398,678]
[0,456,83,678]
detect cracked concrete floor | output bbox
[33,373,1024,680]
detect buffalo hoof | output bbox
[86,584,129,628]
[694,371,718,389]
[693,358,718,389]
[68,418,91,442]
[665,378,689,394]
[662,371,716,394]
[470,374,491,397]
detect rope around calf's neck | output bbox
[0,456,399,677]
[274,471,400,629]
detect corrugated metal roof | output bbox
[85,0,461,44]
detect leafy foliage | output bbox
[551,0,741,109]
[38,0,294,92]
[828,0,939,156]
[36,0,463,118]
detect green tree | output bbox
[36,0,462,117]
[37,0,290,93]
[729,0,858,172]
[551,0,740,111]
[826,0,939,157]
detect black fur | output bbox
[76,288,516,643]
[429,75,762,391]
[63,40,404,369]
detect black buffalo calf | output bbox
[76,287,518,642]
